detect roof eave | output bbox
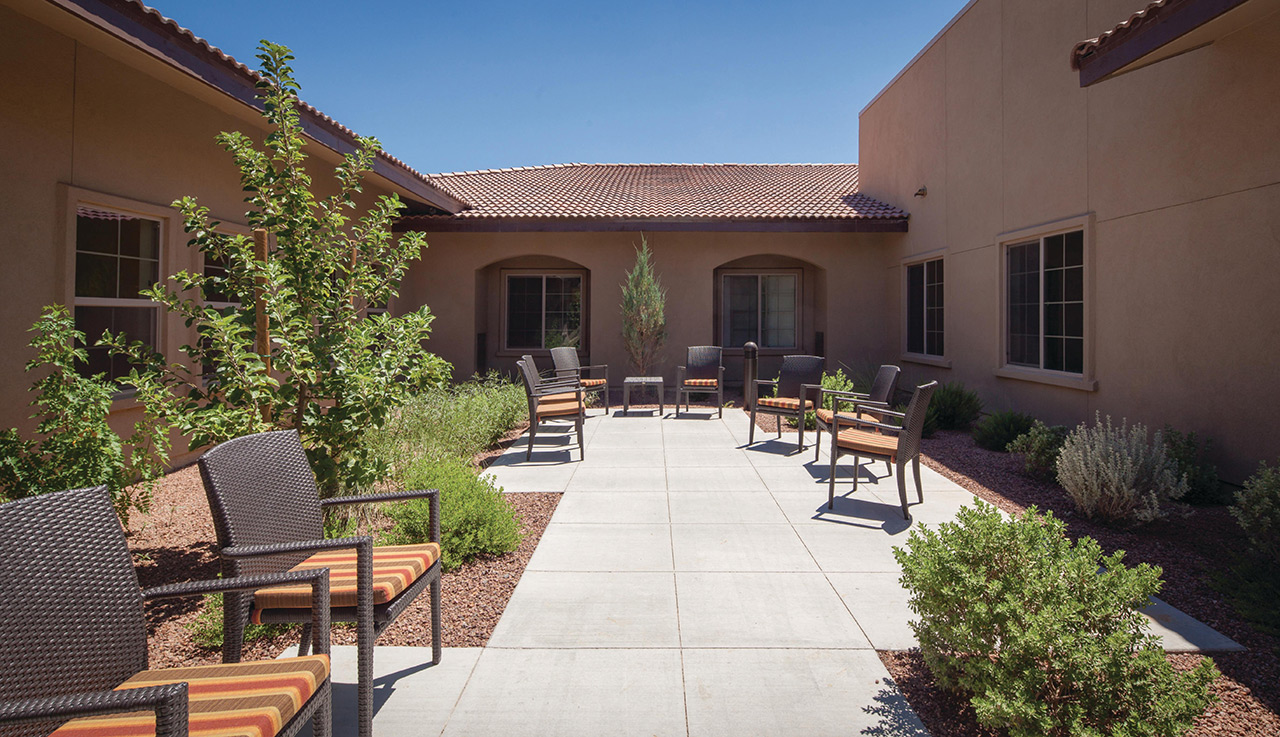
[40,0,468,213]
[395,217,909,234]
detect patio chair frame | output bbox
[550,346,609,413]
[518,359,586,461]
[676,346,725,418]
[813,364,901,462]
[521,353,581,393]
[748,354,825,452]
[0,486,333,737]
[827,381,938,520]
[199,430,442,737]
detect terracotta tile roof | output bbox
[60,0,466,209]
[1071,0,1178,68]
[405,163,906,222]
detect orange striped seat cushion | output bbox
[756,396,814,411]
[580,378,606,388]
[815,409,885,427]
[251,544,440,622]
[683,379,718,387]
[50,656,329,737]
[536,398,585,417]
[542,391,579,402]
[835,427,900,460]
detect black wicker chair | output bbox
[0,486,332,737]
[675,346,724,418]
[521,353,580,393]
[199,430,442,737]
[550,346,609,413]
[827,381,938,520]
[517,359,586,461]
[749,354,825,452]
[813,364,901,462]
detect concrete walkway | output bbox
[305,407,1241,737]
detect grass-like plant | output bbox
[896,502,1218,736]
[1162,427,1225,505]
[930,381,983,430]
[972,410,1035,452]
[620,237,667,375]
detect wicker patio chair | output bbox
[199,429,442,737]
[749,354,825,452]
[521,353,580,393]
[0,486,333,737]
[827,380,938,521]
[550,346,609,413]
[518,359,586,461]
[675,346,724,418]
[813,364,901,462]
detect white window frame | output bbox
[499,269,587,353]
[995,213,1097,391]
[901,249,950,368]
[719,269,802,351]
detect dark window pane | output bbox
[1065,266,1084,302]
[761,275,797,348]
[1045,269,1063,302]
[906,264,924,354]
[726,275,759,347]
[1065,338,1084,374]
[74,306,155,381]
[119,218,160,259]
[1044,337,1064,372]
[1045,303,1063,336]
[1045,234,1065,269]
[76,214,118,254]
[76,253,117,298]
[506,276,544,349]
[1065,303,1084,338]
[1064,230,1084,267]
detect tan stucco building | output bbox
[2,0,1277,478]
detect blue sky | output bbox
[149,1,968,174]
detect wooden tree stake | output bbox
[253,228,272,422]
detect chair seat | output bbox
[580,378,607,388]
[835,427,900,460]
[50,656,330,737]
[757,396,814,411]
[815,409,885,426]
[536,397,586,418]
[683,378,718,387]
[251,544,440,623]
[541,391,580,402]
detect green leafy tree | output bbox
[620,236,667,375]
[0,306,167,523]
[111,42,449,493]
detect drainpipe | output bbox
[743,341,758,412]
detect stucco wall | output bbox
[858,0,1280,480]
[398,230,900,391]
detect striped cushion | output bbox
[815,409,884,427]
[756,396,814,411]
[580,378,607,388]
[536,398,585,417]
[835,427,900,460]
[50,656,329,737]
[251,544,439,622]
[542,391,580,402]
[683,379,718,387]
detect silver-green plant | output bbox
[1056,413,1188,524]
[619,236,667,375]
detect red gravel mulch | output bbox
[129,462,558,668]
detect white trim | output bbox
[995,365,1098,392]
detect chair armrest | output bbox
[323,489,440,544]
[754,379,778,386]
[144,569,332,657]
[0,683,189,737]
[531,383,582,397]
[855,402,903,418]
[831,394,891,412]
[800,383,822,400]
[822,389,871,401]
[579,364,608,371]
[839,416,903,434]
[221,536,371,559]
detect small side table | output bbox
[623,376,664,414]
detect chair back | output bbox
[868,365,902,405]
[685,346,722,381]
[0,487,149,735]
[520,354,546,384]
[777,354,825,399]
[549,347,582,377]
[898,381,938,461]
[199,430,325,578]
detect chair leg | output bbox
[312,684,332,737]
[776,413,782,439]
[828,446,839,509]
[896,460,911,521]
[297,622,313,656]
[222,591,250,664]
[913,456,923,503]
[797,413,805,453]
[526,421,537,461]
[749,407,757,444]
[430,574,442,665]
[852,455,860,491]
[885,459,892,475]
[814,423,822,463]
[576,414,585,460]
[718,387,723,418]
[357,549,375,737]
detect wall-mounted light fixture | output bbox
[914,186,928,198]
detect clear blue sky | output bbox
[149,1,968,174]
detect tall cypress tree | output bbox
[620,237,667,375]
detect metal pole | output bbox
[743,341,758,412]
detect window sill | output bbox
[995,366,1097,392]
[901,353,951,369]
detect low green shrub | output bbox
[972,410,1035,452]
[1056,413,1188,525]
[1007,421,1069,482]
[784,368,860,430]
[895,502,1218,737]
[384,456,522,572]
[930,382,983,430]
[1162,427,1226,505]
[892,401,939,439]
[187,592,294,649]
[1232,461,1280,565]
